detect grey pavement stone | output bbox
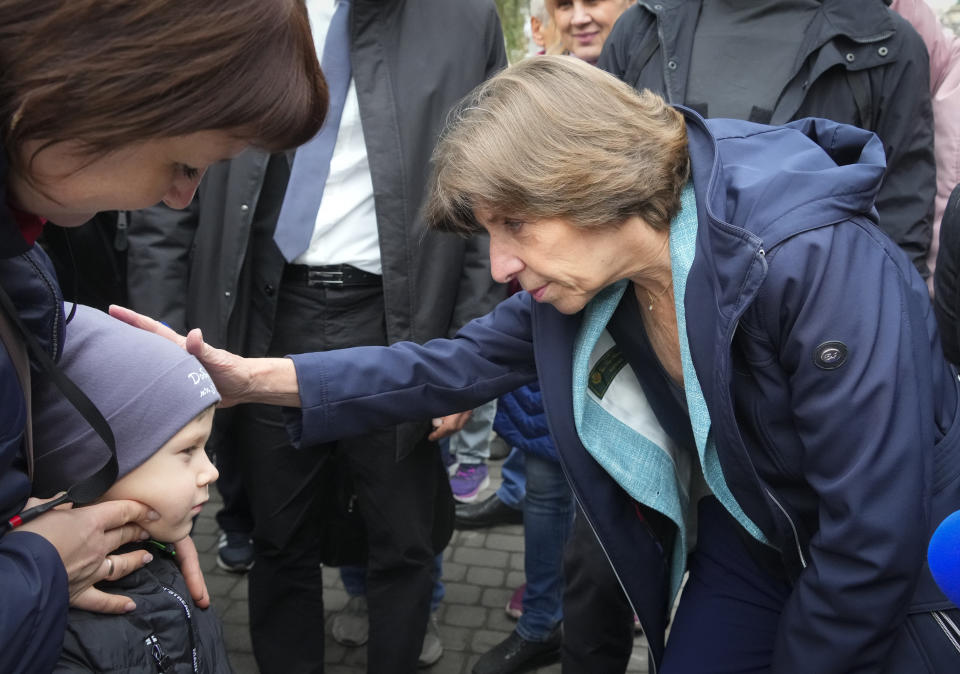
[484,607,516,632]
[442,561,467,582]
[453,546,510,568]
[484,533,525,552]
[431,650,469,674]
[438,624,473,652]
[479,587,513,610]
[444,581,482,605]
[465,566,505,588]
[457,530,488,548]
[444,605,488,629]
[505,570,525,588]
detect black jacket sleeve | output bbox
[934,183,960,364]
[125,199,199,334]
[870,11,937,278]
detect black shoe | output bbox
[216,530,255,573]
[455,493,523,530]
[471,628,561,674]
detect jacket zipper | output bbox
[159,582,200,673]
[764,488,807,569]
[933,610,960,655]
[725,245,806,570]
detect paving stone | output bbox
[438,624,473,652]
[444,604,488,628]
[204,571,241,598]
[458,530,488,548]
[228,577,249,600]
[443,581,482,605]
[480,587,513,610]
[219,600,249,625]
[466,566,505,588]
[485,607,516,632]
[431,649,469,674]
[453,546,510,568]
[442,560,467,582]
[484,532,525,552]
[324,587,350,612]
[471,628,511,653]
[509,551,525,571]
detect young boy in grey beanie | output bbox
[31,304,232,673]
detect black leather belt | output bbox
[283,264,382,287]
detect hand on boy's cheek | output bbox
[175,537,210,608]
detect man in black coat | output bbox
[599,0,936,277]
[126,1,507,672]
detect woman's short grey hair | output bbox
[425,56,690,234]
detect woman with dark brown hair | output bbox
[0,1,325,671]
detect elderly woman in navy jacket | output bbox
[119,56,960,673]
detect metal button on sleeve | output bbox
[814,341,848,370]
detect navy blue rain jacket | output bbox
[285,110,960,672]
[0,149,70,672]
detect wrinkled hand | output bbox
[15,498,157,613]
[429,410,474,441]
[174,537,210,608]
[109,305,255,407]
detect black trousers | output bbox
[561,507,635,674]
[238,279,452,674]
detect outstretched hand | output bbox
[108,305,259,407]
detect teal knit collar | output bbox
[571,182,768,601]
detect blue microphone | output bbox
[929,510,960,605]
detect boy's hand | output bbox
[174,537,210,608]
[429,410,474,441]
[14,498,158,613]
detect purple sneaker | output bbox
[450,463,490,503]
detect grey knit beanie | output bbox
[31,304,221,497]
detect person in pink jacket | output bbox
[891,0,960,293]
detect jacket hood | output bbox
[689,111,887,247]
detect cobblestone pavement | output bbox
[195,456,650,673]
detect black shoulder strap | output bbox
[0,286,117,505]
